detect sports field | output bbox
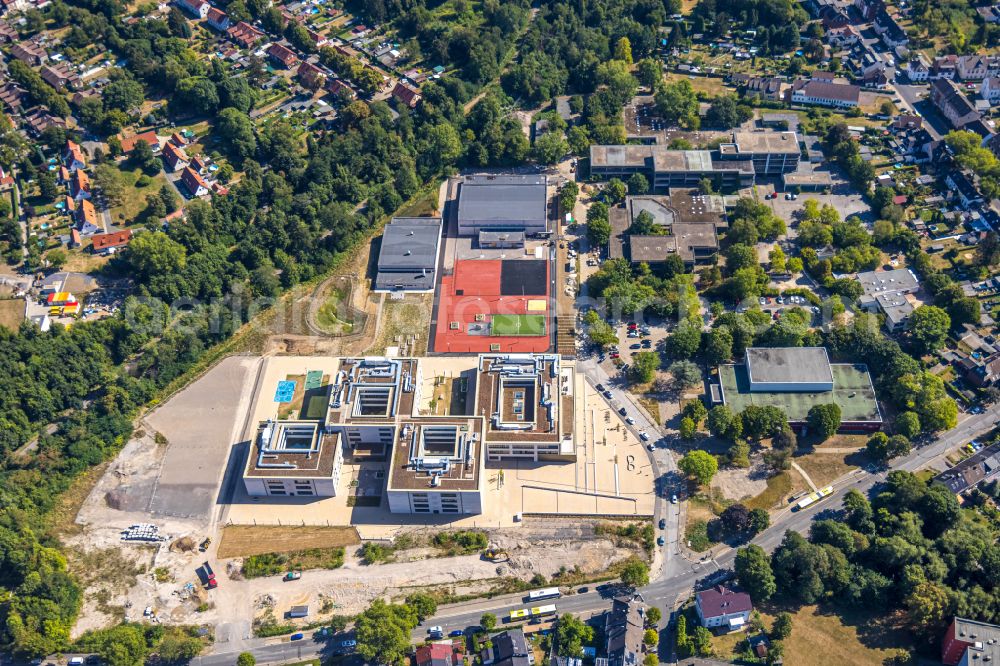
[492,314,546,336]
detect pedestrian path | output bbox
[791,462,818,492]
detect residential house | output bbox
[119,130,160,155]
[480,629,531,666]
[391,81,421,108]
[0,82,26,115]
[190,155,208,173]
[325,77,356,99]
[181,166,209,197]
[11,40,45,66]
[854,0,883,21]
[979,5,1000,23]
[40,64,80,92]
[267,43,300,69]
[0,165,13,190]
[742,76,784,101]
[0,0,29,16]
[24,110,67,137]
[957,55,1000,81]
[297,61,326,89]
[175,0,209,19]
[946,170,984,207]
[789,78,861,108]
[0,19,16,42]
[931,78,982,130]
[228,21,265,47]
[819,5,850,29]
[70,169,91,201]
[604,596,645,666]
[931,55,959,80]
[307,28,328,47]
[162,142,190,172]
[696,586,753,631]
[893,113,923,130]
[863,69,889,89]
[170,132,187,147]
[206,6,230,30]
[983,77,1000,104]
[90,229,132,255]
[964,353,1000,388]
[934,445,1000,496]
[64,140,86,172]
[826,25,859,48]
[904,56,929,82]
[873,8,908,48]
[415,643,454,666]
[856,267,920,331]
[75,199,101,235]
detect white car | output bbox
[625,416,635,425]
[639,431,650,441]
[671,494,678,504]
[429,626,443,638]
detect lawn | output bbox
[664,72,730,96]
[217,525,360,558]
[793,450,860,489]
[708,604,913,665]
[108,166,170,225]
[492,314,546,336]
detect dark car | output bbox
[595,383,605,392]
[630,343,641,349]
[659,518,666,529]
[449,630,465,637]
[603,390,613,399]
[619,407,628,416]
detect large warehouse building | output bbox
[457,175,549,239]
[714,347,882,433]
[373,217,443,293]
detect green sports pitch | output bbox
[491,314,546,336]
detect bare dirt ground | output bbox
[711,459,771,502]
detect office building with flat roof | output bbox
[610,192,725,267]
[457,175,549,238]
[589,146,754,191]
[718,131,801,175]
[374,217,443,293]
[244,418,344,497]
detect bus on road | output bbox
[795,485,834,511]
[526,587,561,602]
[530,604,557,619]
[507,609,530,622]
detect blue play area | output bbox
[274,380,297,403]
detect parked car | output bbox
[449,630,465,637]
[657,536,665,546]
[429,626,443,639]
[639,431,650,441]
[625,416,635,425]
[595,383,605,392]
[630,343,642,349]
[290,633,304,641]
[603,390,613,399]
[671,494,678,504]
[341,640,357,648]
[619,407,628,416]
[659,518,666,529]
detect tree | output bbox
[645,606,662,627]
[907,305,951,354]
[771,612,793,640]
[705,95,751,129]
[895,411,921,439]
[405,593,437,621]
[643,654,658,666]
[683,399,708,424]
[741,405,787,440]
[130,140,158,175]
[655,79,699,129]
[586,316,618,348]
[679,450,718,485]
[587,202,611,246]
[769,245,786,272]
[604,178,627,203]
[729,440,750,468]
[614,36,634,64]
[533,131,568,164]
[720,502,751,533]
[128,231,188,279]
[707,405,742,440]
[735,544,776,602]
[665,322,702,359]
[643,629,658,646]
[217,108,258,164]
[905,581,953,636]
[237,653,256,666]
[620,559,650,588]
[46,249,67,270]
[555,613,595,657]
[866,432,909,462]
[93,164,128,207]
[480,612,498,631]
[636,59,661,89]
[355,600,418,666]
[807,403,841,440]
[631,351,660,384]
[679,416,696,439]
[627,173,649,195]
[749,508,770,534]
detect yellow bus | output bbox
[507,608,530,622]
[531,604,557,618]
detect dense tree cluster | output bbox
[690,0,807,53]
[738,473,1000,639]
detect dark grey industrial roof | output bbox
[745,347,834,385]
[377,217,442,270]
[458,175,548,223]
